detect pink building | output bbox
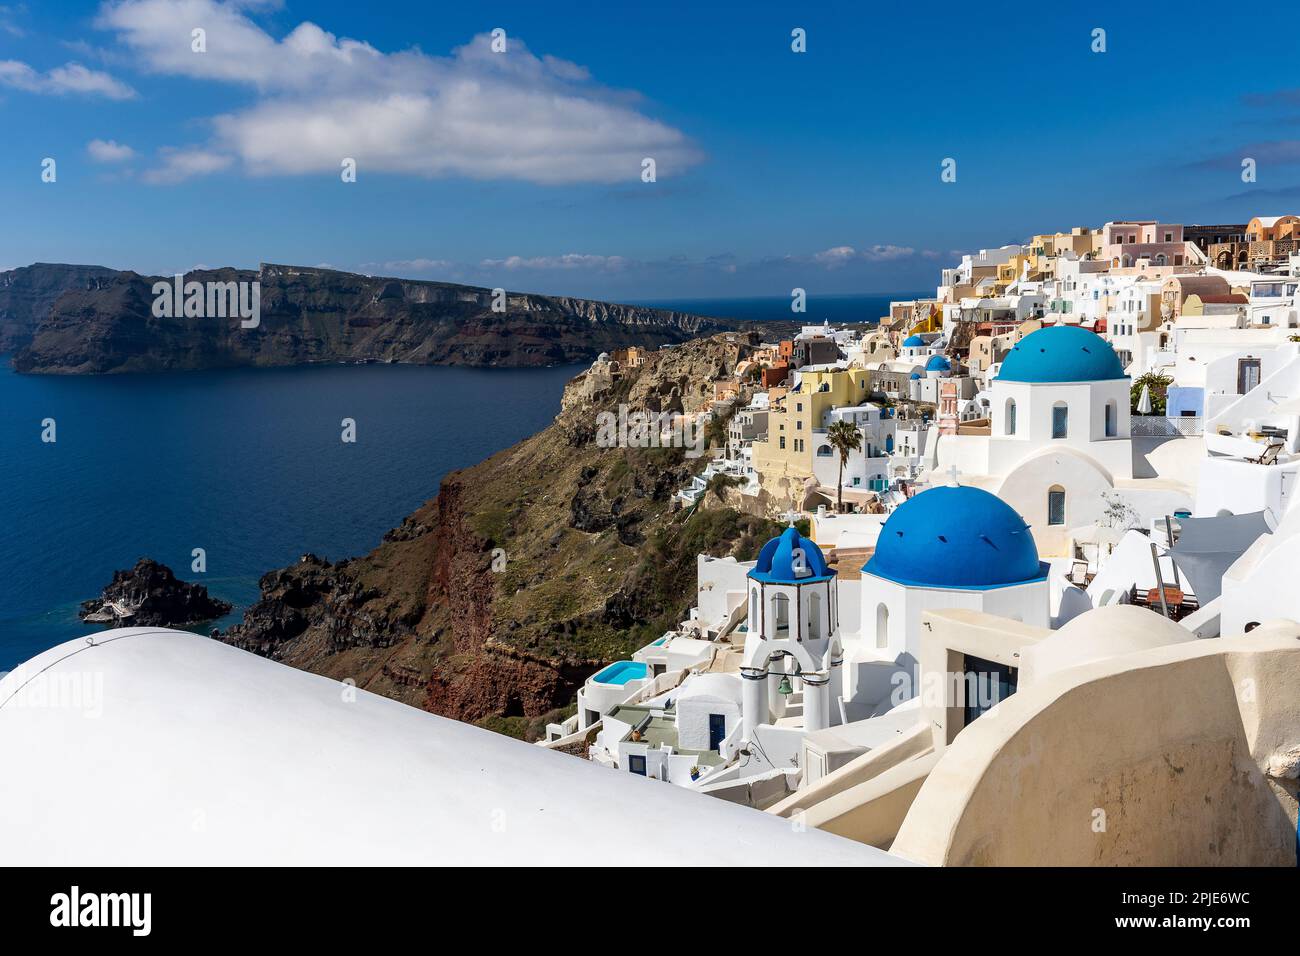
[1103,220,1189,268]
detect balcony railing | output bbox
[1132,415,1202,437]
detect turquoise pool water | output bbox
[651,637,666,646]
[593,660,648,685]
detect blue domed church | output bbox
[856,485,1050,680]
[927,325,1171,559]
[742,526,841,740]
[732,491,1051,746]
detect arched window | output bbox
[1105,400,1117,437]
[750,587,759,626]
[1048,486,1066,526]
[816,444,832,457]
[875,603,889,650]
[1005,398,1017,435]
[808,592,822,640]
[1051,401,1068,439]
[773,593,790,638]
[1155,253,1167,266]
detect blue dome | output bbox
[997,326,1126,384]
[749,527,834,584]
[864,486,1046,590]
[925,354,951,372]
[909,372,921,380]
[902,335,925,347]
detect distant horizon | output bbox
[1,260,931,308]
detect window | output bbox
[779,436,786,449]
[1052,402,1069,439]
[1048,487,1066,526]
[628,755,647,776]
[773,593,790,637]
[1105,400,1117,437]
[808,592,822,639]
[816,444,832,457]
[1005,398,1017,435]
[750,588,758,624]
[875,603,889,650]
[1164,232,1172,242]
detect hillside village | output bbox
[539,216,1300,866]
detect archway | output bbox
[772,593,790,638]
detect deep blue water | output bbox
[635,293,929,326]
[0,291,915,671]
[0,361,580,670]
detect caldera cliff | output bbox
[4,262,740,373]
[218,332,785,739]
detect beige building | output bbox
[770,606,1300,866]
[751,366,874,509]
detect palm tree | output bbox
[826,419,862,512]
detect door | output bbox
[1238,358,1261,395]
[708,714,726,751]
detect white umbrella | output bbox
[1136,384,1152,415]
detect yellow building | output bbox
[1025,228,1103,280]
[751,366,874,509]
[994,253,1026,290]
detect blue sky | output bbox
[2,0,1299,299]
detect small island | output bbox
[79,558,232,628]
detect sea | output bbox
[0,293,911,670]
[631,292,924,326]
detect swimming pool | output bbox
[593,660,649,686]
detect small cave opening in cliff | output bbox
[502,693,525,718]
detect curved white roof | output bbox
[1021,605,1193,685]
[0,629,903,866]
[674,672,743,704]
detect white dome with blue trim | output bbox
[749,527,834,584]
[864,486,1046,590]
[997,326,1125,384]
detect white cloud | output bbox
[87,138,136,162]
[141,146,233,184]
[0,58,135,98]
[812,244,917,268]
[479,254,630,272]
[364,258,454,275]
[97,0,701,185]
[0,4,25,37]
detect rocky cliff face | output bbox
[0,263,122,352]
[80,558,233,627]
[6,262,740,373]
[218,333,785,739]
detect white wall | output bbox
[677,695,742,751]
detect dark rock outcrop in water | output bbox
[4,262,741,374]
[79,558,233,628]
[219,333,788,741]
